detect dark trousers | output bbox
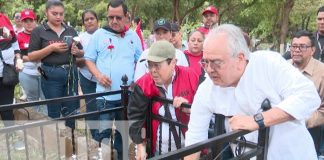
[41,65,79,128]
[0,77,15,126]
[96,99,123,160]
[309,126,322,155]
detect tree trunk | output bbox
[178,0,205,25]
[172,0,180,22]
[279,0,295,54]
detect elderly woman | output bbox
[128,40,199,159]
[184,30,205,83]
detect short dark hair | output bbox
[133,17,140,25]
[293,30,315,47]
[46,0,64,10]
[107,0,128,15]
[317,6,324,15]
[82,9,98,24]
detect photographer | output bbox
[0,12,20,126]
[28,0,83,129]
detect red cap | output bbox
[202,6,218,15]
[20,9,36,21]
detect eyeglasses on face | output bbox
[145,59,172,71]
[317,17,324,21]
[199,58,224,71]
[289,44,312,52]
[107,16,122,21]
[15,16,21,20]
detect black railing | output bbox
[0,76,130,160]
[146,96,270,160]
[0,74,270,160]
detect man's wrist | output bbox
[254,113,265,129]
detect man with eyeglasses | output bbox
[185,24,320,159]
[128,40,199,159]
[284,6,324,62]
[134,18,188,81]
[84,0,142,159]
[197,5,219,36]
[290,30,324,157]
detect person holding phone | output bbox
[28,0,84,129]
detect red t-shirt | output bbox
[17,32,30,55]
[184,50,203,76]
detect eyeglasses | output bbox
[199,58,224,71]
[107,16,122,21]
[14,16,21,20]
[289,45,312,52]
[146,61,164,71]
[317,17,324,21]
[145,59,172,71]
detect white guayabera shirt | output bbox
[186,51,319,160]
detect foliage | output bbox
[0,0,323,51]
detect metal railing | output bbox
[0,76,130,160]
[0,74,270,160]
[146,96,271,160]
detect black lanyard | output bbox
[317,32,323,61]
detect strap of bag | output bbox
[157,87,182,149]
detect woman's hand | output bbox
[51,42,68,53]
[71,42,84,57]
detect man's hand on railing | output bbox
[229,115,259,131]
[135,143,147,160]
[173,96,190,113]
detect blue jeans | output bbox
[41,64,79,129]
[79,72,98,139]
[19,72,47,115]
[96,99,123,160]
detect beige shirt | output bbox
[292,58,324,128]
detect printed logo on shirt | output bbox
[48,40,65,44]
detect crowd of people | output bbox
[0,0,324,159]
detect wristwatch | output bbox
[254,113,265,129]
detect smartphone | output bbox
[63,36,73,47]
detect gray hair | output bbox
[205,24,250,60]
